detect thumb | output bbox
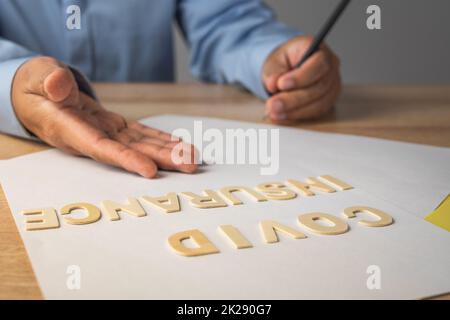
[26,57,78,103]
[262,50,291,95]
[43,67,78,103]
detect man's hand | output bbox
[12,56,197,178]
[262,36,341,124]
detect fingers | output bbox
[57,96,197,177]
[88,137,159,178]
[127,122,198,172]
[130,139,198,174]
[267,66,335,120]
[262,47,291,94]
[113,127,198,174]
[264,41,341,123]
[262,35,335,95]
[277,49,332,91]
[285,87,337,121]
[128,121,178,142]
[53,110,159,178]
[269,74,341,124]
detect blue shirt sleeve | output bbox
[0,38,36,138]
[176,0,302,99]
[0,57,35,139]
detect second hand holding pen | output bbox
[263,0,351,121]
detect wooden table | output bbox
[1,83,449,300]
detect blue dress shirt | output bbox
[0,0,300,138]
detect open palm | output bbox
[12,57,197,178]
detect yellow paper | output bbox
[425,194,450,232]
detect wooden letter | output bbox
[181,190,227,209]
[168,229,219,257]
[60,203,101,225]
[218,186,267,205]
[298,213,349,235]
[343,206,393,227]
[219,225,253,249]
[101,198,146,221]
[319,175,354,191]
[256,183,297,200]
[260,220,306,243]
[286,178,336,196]
[21,208,60,231]
[141,192,180,213]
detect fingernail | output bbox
[280,79,295,91]
[272,100,284,113]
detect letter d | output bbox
[168,229,219,257]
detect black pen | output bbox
[294,0,351,69]
[264,0,351,119]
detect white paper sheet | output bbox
[144,116,450,218]
[1,115,449,299]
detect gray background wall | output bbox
[174,0,450,84]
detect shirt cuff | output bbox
[0,57,36,139]
[244,30,302,100]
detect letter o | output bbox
[298,212,349,235]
